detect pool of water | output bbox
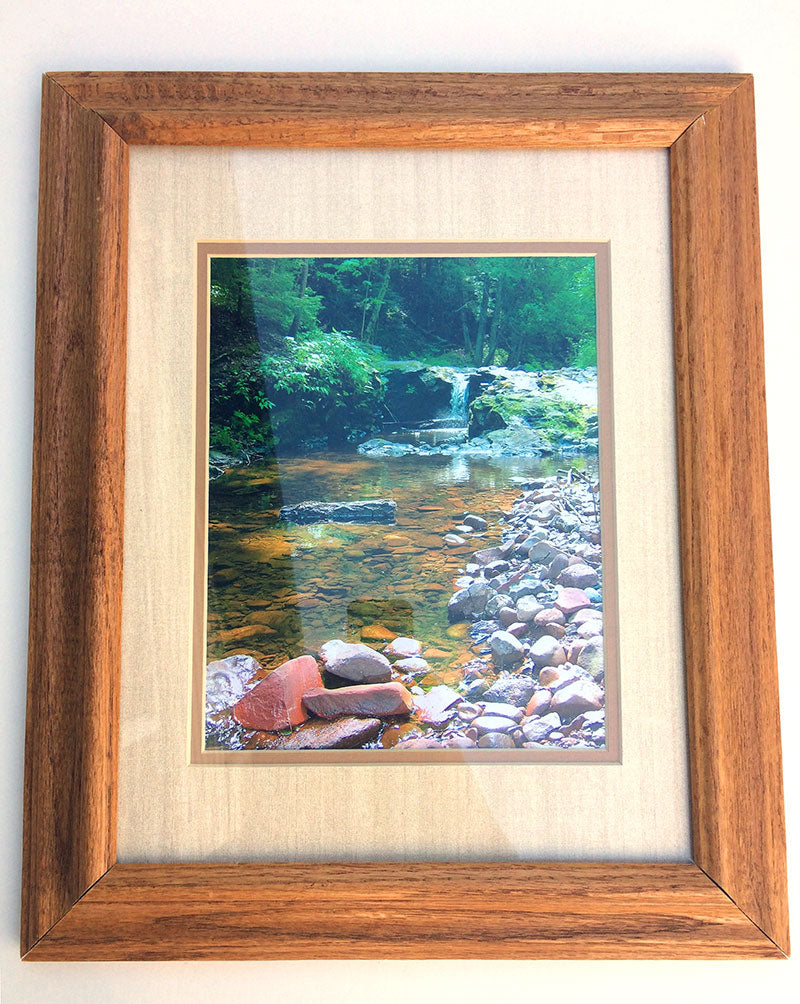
[207,448,598,690]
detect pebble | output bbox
[515,595,544,622]
[489,630,525,667]
[529,635,566,668]
[558,563,600,589]
[522,713,562,743]
[477,732,517,749]
[577,637,604,680]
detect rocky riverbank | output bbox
[205,468,606,753]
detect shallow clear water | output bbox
[207,448,598,686]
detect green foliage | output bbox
[208,254,598,453]
[470,387,589,446]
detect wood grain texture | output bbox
[21,76,128,955]
[24,862,783,960]
[49,72,748,147]
[22,71,788,961]
[671,77,789,953]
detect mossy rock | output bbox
[468,385,590,446]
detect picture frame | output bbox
[22,72,788,960]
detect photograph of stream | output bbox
[201,251,610,756]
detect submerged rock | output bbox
[384,636,423,659]
[320,640,392,683]
[232,655,322,732]
[279,499,396,524]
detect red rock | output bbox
[554,587,592,616]
[233,655,322,731]
[303,682,413,719]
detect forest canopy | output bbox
[209,255,596,453]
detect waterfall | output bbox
[449,373,470,424]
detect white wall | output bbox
[1,1,797,1000]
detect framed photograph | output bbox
[23,72,788,960]
[195,240,618,763]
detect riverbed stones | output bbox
[205,654,261,712]
[320,640,392,683]
[533,607,566,627]
[479,702,525,722]
[546,553,570,580]
[525,539,557,562]
[482,674,537,707]
[447,580,493,622]
[472,714,519,735]
[550,678,604,718]
[515,595,543,622]
[558,563,600,589]
[490,630,525,667]
[521,712,562,743]
[554,587,592,616]
[525,689,553,716]
[384,636,423,659]
[444,533,467,546]
[472,546,504,566]
[303,682,413,719]
[498,606,518,627]
[485,593,514,619]
[529,635,566,668]
[232,655,323,731]
[477,732,517,749]
[570,608,603,626]
[577,637,604,680]
[463,514,488,531]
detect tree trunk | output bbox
[365,259,392,342]
[460,308,474,355]
[287,259,309,339]
[472,277,490,366]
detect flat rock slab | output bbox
[303,682,413,719]
[257,716,382,750]
[279,499,396,525]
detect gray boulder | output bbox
[319,640,392,683]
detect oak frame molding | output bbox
[22,71,789,961]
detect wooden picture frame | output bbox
[22,72,788,960]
